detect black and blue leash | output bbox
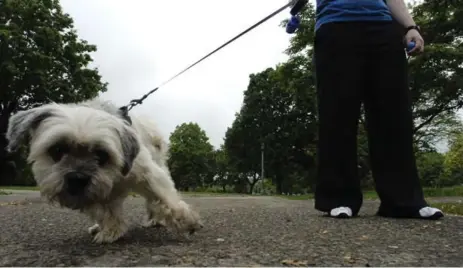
[119,0,308,119]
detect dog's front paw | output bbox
[88,224,101,236]
[142,218,166,228]
[92,225,127,244]
[185,216,204,235]
[172,201,204,235]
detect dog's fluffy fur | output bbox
[6,99,203,243]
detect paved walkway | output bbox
[0,193,461,266]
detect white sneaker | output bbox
[329,207,353,218]
[419,206,444,219]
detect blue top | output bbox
[315,0,393,31]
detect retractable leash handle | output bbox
[285,0,308,34]
[406,41,416,53]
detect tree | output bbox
[167,122,215,191]
[414,112,463,151]
[223,113,261,194]
[441,132,463,187]
[224,56,318,194]
[0,0,108,183]
[213,145,233,192]
[409,0,463,149]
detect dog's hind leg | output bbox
[85,197,128,243]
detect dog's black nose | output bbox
[65,172,91,196]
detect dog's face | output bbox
[6,103,140,210]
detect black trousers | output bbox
[313,21,427,216]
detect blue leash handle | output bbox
[285,0,308,34]
[406,41,416,53]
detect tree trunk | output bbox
[275,169,283,194]
[0,101,18,185]
[0,103,17,152]
[248,180,258,194]
[234,177,247,193]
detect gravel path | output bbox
[0,189,41,202]
[0,194,462,267]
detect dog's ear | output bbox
[118,127,140,176]
[6,106,55,152]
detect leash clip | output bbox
[118,106,133,126]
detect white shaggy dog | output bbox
[6,99,203,243]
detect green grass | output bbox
[431,202,463,215]
[0,186,39,191]
[0,186,244,197]
[181,192,246,197]
[2,185,462,201]
[279,186,463,200]
[0,190,11,195]
[2,184,461,216]
[279,193,313,200]
[423,186,463,197]
[280,191,378,201]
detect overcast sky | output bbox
[60,0,298,148]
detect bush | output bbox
[253,179,277,195]
[194,185,236,193]
[416,151,445,187]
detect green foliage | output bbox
[0,190,10,195]
[0,0,107,185]
[441,133,463,186]
[408,1,463,146]
[416,151,445,187]
[261,179,277,195]
[224,57,318,194]
[0,0,108,107]
[167,122,215,191]
[213,145,236,192]
[414,113,463,150]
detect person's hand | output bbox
[405,29,424,55]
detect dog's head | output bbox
[6,103,140,210]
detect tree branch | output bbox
[413,103,461,134]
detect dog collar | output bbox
[118,106,132,126]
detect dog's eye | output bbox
[94,149,109,166]
[48,143,69,162]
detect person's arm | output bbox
[386,0,424,54]
[385,0,416,27]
